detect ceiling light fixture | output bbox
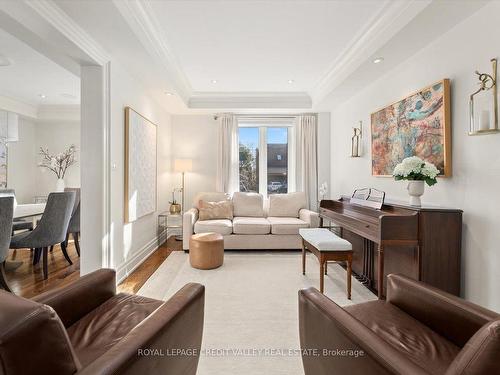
[287,79,294,84]
[211,80,218,84]
[38,94,47,99]
[373,57,384,64]
[0,55,11,67]
[165,92,174,96]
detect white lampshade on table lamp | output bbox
[174,159,192,214]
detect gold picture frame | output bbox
[371,79,451,177]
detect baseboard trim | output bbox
[116,229,172,284]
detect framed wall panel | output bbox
[124,107,157,222]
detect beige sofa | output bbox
[183,192,320,250]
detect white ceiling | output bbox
[0,27,80,109]
[149,0,384,93]
[1,0,489,113]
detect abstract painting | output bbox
[124,107,157,222]
[371,79,451,176]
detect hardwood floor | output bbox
[4,236,182,298]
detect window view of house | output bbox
[267,127,288,194]
[238,125,289,195]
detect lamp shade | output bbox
[174,158,192,172]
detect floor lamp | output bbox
[174,159,192,240]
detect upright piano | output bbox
[319,196,462,298]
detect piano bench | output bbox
[299,228,353,299]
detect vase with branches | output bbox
[38,145,77,191]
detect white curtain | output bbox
[216,113,239,194]
[296,114,318,210]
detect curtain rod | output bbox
[214,113,316,120]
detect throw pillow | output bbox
[198,200,234,221]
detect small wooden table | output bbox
[300,228,353,299]
[189,233,224,270]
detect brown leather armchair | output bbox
[0,269,205,375]
[299,274,500,375]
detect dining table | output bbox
[13,203,46,220]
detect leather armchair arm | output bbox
[183,208,198,250]
[386,274,499,347]
[77,283,205,375]
[299,288,430,375]
[299,208,320,228]
[33,269,116,328]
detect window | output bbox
[238,119,295,196]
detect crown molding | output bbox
[0,95,38,119]
[311,0,431,104]
[189,92,312,109]
[25,0,110,65]
[37,104,80,122]
[113,0,193,103]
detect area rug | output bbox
[138,251,376,375]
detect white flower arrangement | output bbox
[393,156,439,186]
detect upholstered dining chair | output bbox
[10,192,75,280]
[50,188,81,260]
[65,187,80,257]
[0,197,14,292]
[0,189,34,234]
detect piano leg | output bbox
[302,239,306,275]
[377,244,384,299]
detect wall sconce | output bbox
[469,58,499,135]
[350,121,362,157]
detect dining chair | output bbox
[0,196,14,292]
[0,189,34,234]
[49,188,81,260]
[10,192,75,280]
[65,187,80,257]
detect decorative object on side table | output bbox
[38,145,77,192]
[469,58,499,135]
[393,156,439,207]
[350,121,362,157]
[169,188,182,214]
[371,79,451,176]
[318,182,328,202]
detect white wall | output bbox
[6,116,80,203]
[35,119,80,195]
[6,117,37,203]
[328,1,500,310]
[171,115,218,208]
[171,113,331,207]
[109,63,174,280]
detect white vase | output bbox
[56,178,65,192]
[407,180,425,207]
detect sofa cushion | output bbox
[198,200,233,221]
[233,217,271,235]
[67,293,163,367]
[344,300,460,375]
[268,192,306,217]
[194,219,233,235]
[267,217,309,235]
[232,192,264,217]
[192,192,230,209]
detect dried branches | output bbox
[38,145,77,179]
